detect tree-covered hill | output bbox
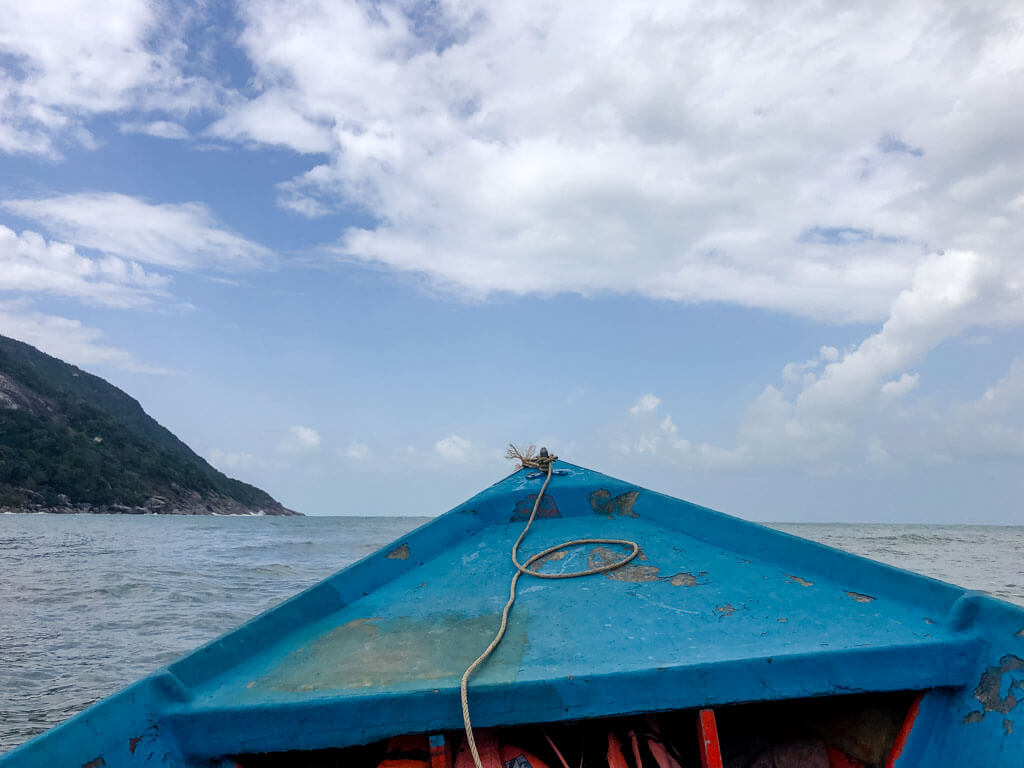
[0,334,299,515]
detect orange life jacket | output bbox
[454,729,553,768]
[380,734,432,768]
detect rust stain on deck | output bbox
[589,489,639,518]
[845,591,875,603]
[589,546,661,582]
[786,574,814,587]
[586,547,704,586]
[511,493,561,521]
[531,547,570,572]
[387,543,410,560]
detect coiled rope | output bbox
[460,445,641,768]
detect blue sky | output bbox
[1,1,1022,522]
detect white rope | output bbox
[459,449,640,768]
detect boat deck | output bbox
[162,466,980,757]
[197,515,969,700]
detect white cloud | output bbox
[615,411,691,457]
[781,355,822,386]
[0,110,54,156]
[0,225,169,308]
[795,251,1018,414]
[0,300,167,373]
[615,434,661,456]
[629,393,661,414]
[280,425,321,454]
[208,449,263,472]
[214,1,1022,326]
[119,121,189,140]
[977,360,1024,416]
[666,250,1024,470]
[0,0,219,156]
[935,359,1024,459]
[344,441,371,461]
[3,194,272,271]
[433,434,474,463]
[881,372,920,398]
[276,188,332,219]
[866,437,890,464]
[207,91,333,154]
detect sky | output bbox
[0,1,1022,522]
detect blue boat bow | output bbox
[2,461,1022,766]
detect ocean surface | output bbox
[1,515,1021,754]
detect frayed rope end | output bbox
[506,443,557,470]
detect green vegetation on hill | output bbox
[0,335,290,512]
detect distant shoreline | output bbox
[0,493,301,516]
[0,512,296,518]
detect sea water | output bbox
[1,515,1021,753]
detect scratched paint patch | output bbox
[251,612,528,693]
[786,574,814,587]
[511,493,561,521]
[845,591,875,603]
[387,543,410,560]
[589,488,640,518]
[962,654,1024,724]
[669,572,707,587]
[126,724,159,757]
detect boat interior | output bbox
[231,689,923,768]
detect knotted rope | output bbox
[460,445,641,768]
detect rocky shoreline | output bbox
[1,490,301,516]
